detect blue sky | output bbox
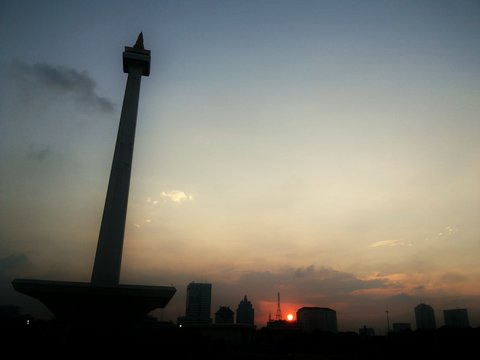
[1,0,480,331]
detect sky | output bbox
[1,0,480,333]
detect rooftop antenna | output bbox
[275,292,282,320]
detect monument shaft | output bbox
[91,39,150,286]
[13,34,176,322]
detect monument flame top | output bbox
[133,32,144,50]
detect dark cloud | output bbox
[387,292,415,304]
[440,272,467,283]
[238,266,387,297]
[0,253,29,299]
[134,265,393,328]
[293,265,315,278]
[12,60,114,113]
[0,253,53,318]
[0,254,28,275]
[27,144,52,162]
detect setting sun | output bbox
[286,313,294,321]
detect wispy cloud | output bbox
[220,265,389,301]
[160,190,194,204]
[28,144,52,162]
[145,197,159,205]
[369,240,412,248]
[438,226,459,237]
[12,60,114,113]
[440,272,467,283]
[0,253,28,276]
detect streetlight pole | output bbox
[386,310,390,335]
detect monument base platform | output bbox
[12,278,176,323]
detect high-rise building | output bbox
[443,309,470,328]
[178,282,212,325]
[236,295,255,326]
[296,307,338,333]
[215,306,234,324]
[415,303,437,330]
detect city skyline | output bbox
[1,1,480,332]
[174,283,475,333]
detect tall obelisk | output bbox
[91,33,150,286]
[12,34,175,322]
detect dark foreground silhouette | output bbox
[2,315,479,359]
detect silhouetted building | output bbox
[215,306,234,324]
[359,325,375,336]
[0,305,21,320]
[444,309,470,328]
[178,282,212,325]
[0,305,33,329]
[266,319,300,330]
[392,323,411,333]
[415,303,436,330]
[236,295,254,326]
[296,307,337,333]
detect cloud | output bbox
[145,197,159,205]
[440,272,467,283]
[0,253,29,299]
[213,265,390,305]
[11,60,114,113]
[0,253,54,318]
[293,265,315,278]
[160,190,194,203]
[369,240,412,248]
[27,144,52,162]
[438,226,459,237]
[144,265,394,330]
[193,265,396,330]
[0,254,28,276]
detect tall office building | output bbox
[415,303,437,330]
[178,282,212,325]
[444,309,470,328]
[236,295,255,326]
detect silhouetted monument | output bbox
[91,31,149,286]
[12,33,175,323]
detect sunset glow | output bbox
[1,1,480,331]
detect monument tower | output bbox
[91,33,150,286]
[12,33,175,322]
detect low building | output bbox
[296,307,337,333]
[359,325,375,336]
[444,309,470,328]
[392,323,411,333]
[215,306,234,324]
